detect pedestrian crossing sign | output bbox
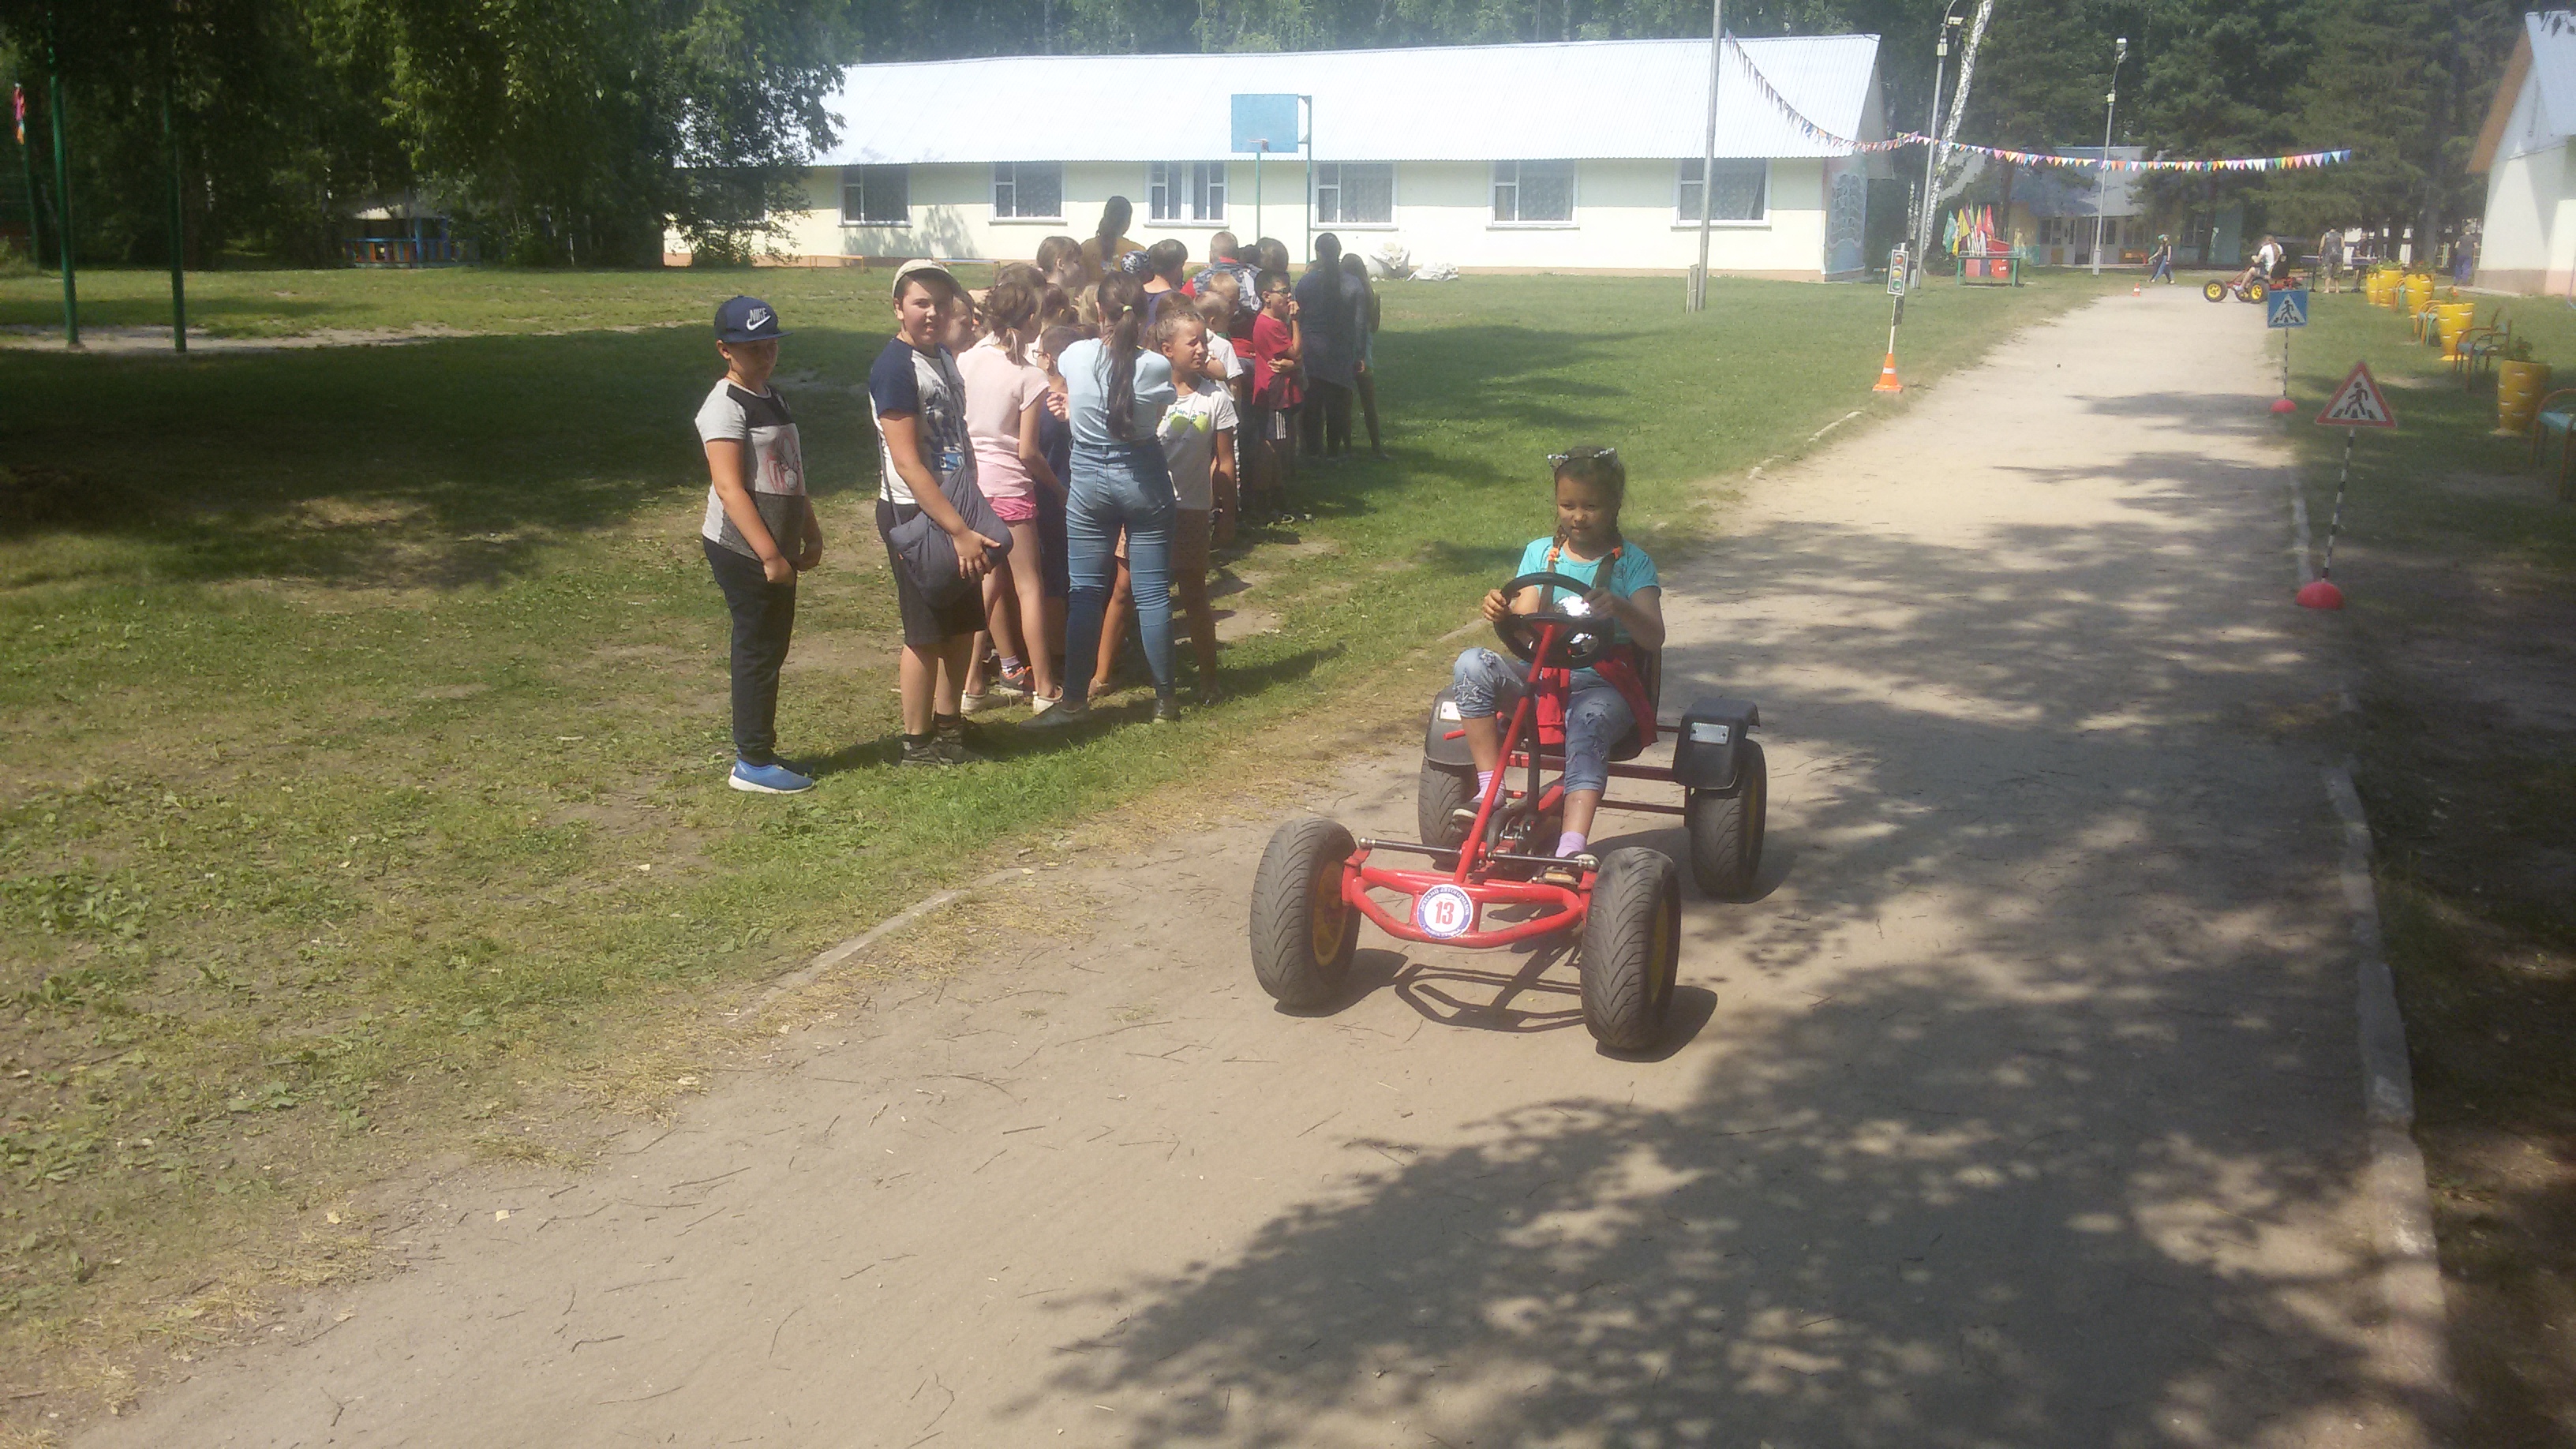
[2267,289,2309,328]
[2315,361,2397,429]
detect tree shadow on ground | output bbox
[1016,469,2443,1445]
[0,324,891,590]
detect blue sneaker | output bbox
[728,759,814,795]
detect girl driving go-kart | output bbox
[1449,446,1663,885]
[1247,444,1767,1052]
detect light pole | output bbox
[1911,6,1965,286]
[1689,0,1723,312]
[2090,36,2128,277]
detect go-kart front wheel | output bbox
[1249,818,1360,1008]
[1579,848,1681,1052]
[2202,280,2228,302]
[1685,739,1766,900]
[2246,281,2269,303]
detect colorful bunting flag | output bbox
[1724,36,2353,174]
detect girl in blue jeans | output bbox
[1028,275,1182,726]
[1452,446,1665,882]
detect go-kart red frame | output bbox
[1342,614,1687,948]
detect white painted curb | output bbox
[2323,763,2453,1417]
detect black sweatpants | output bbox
[706,539,796,766]
[1300,380,1353,457]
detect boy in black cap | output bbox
[697,294,822,794]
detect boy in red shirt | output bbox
[1246,269,1301,525]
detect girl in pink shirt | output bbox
[955,280,1064,706]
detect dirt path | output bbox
[77,290,2438,1449]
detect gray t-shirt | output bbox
[695,380,805,561]
[869,338,975,507]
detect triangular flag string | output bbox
[1717,40,2351,172]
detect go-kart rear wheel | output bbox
[1418,762,1476,848]
[1580,848,1681,1052]
[2247,281,2269,303]
[1249,818,1361,1008]
[1685,739,1766,900]
[2202,280,2227,302]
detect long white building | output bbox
[668,36,1891,279]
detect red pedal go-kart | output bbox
[1246,571,1768,1050]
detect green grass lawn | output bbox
[2285,279,2576,1443]
[0,264,2117,1383]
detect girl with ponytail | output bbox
[955,279,1063,712]
[1026,272,1185,727]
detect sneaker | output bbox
[934,721,983,765]
[959,690,994,716]
[1449,804,1482,840]
[1022,697,1090,728]
[1028,691,1063,717]
[1196,686,1225,708]
[1152,693,1178,724]
[729,759,815,794]
[992,668,1035,698]
[898,739,948,769]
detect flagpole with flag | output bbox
[11,79,38,273]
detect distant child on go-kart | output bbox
[1451,445,1667,884]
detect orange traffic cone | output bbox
[1872,351,1903,394]
[2132,283,2142,297]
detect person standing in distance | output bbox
[698,295,822,795]
[872,260,1004,768]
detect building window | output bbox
[841,165,909,227]
[1676,159,1765,222]
[1492,160,1574,224]
[1315,163,1395,226]
[1150,162,1226,223]
[992,162,1064,220]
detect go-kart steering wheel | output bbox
[1492,571,1615,669]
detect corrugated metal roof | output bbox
[814,36,1883,167]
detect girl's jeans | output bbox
[1451,647,1632,795]
[1065,440,1177,702]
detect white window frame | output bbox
[1313,163,1397,229]
[991,161,1065,223]
[1491,160,1577,229]
[1148,162,1227,225]
[839,164,910,227]
[1671,159,1770,229]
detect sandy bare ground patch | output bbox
[66,290,2438,1449]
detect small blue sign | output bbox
[2267,289,2309,328]
[1231,93,1300,154]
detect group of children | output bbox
[695,221,1661,820]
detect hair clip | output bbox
[1547,446,1618,466]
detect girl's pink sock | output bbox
[1555,830,1587,859]
[1476,769,1496,799]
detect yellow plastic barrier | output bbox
[2499,360,2552,435]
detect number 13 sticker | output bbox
[1415,884,1476,939]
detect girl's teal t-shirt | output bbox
[1513,537,1660,642]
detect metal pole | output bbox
[1912,9,1957,288]
[1253,145,1263,245]
[44,2,77,349]
[163,54,185,354]
[2091,38,2125,277]
[1300,95,1312,268]
[1690,0,1723,312]
[2321,428,2353,578]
